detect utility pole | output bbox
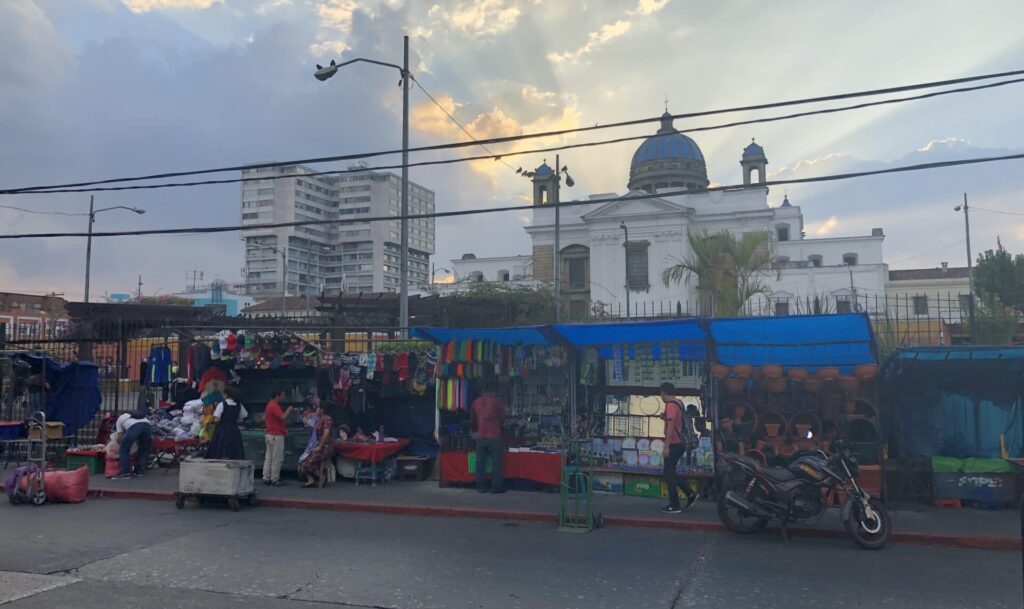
[620,222,630,319]
[553,154,561,322]
[188,269,204,292]
[84,196,94,304]
[136,275,143,300]
[955,193,976,341]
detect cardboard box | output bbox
[28,422,64,440]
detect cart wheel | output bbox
[32,491,46,506]
[227,497,240,512]
[246,494,258,508]
[175,495,186,509]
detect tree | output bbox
[974,237,1024,314]
[661,230,778,317]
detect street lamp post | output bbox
[954,192,976,340]
[83,195,146,303]
[315,36,411,337]
[619,222,630,319]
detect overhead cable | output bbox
[11,76,1024,196]
[4,68,1024,194]
[3,151,1022,240]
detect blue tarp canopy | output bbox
[707,313,876,371]
[549,319,707,360]
[411,326,551,346]
[11,354,102,436]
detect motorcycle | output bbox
[716,438,891,549]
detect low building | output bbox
[885,263,971,321]
[0,292,70,340]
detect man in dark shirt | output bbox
[470,384,506,494]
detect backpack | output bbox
[667,399,699,451]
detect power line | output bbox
[0,204,87,216]
[966,207,1024,216]
[411,76,517,173]
[4,67,1024,194]
[891,239,965,265]
[12,75,1024,196]
[3,151,1022,240]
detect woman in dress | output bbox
[206,386,247,460]
[298,404,334,488]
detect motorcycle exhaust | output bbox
[725,490,766,516]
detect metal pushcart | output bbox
[8,411,47,506]
[175,457,257,512]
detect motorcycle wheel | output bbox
[717,482,769,534]
[845,496,891,550]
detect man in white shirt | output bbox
[112,412,154,480]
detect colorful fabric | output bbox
[298,414,334,475]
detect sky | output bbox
[1,0,1023,300]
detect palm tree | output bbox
[662,230,778,317]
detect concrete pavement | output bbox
[0,499,1019,609]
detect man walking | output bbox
[111,411,155,480]
[660,382,698,513]
[262,389,294,486]
[471,383,506,494]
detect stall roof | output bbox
[549,319,707,346]
[893,345,1024,362]
[411,326,551,346]
[708,313,876,370]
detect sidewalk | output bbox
[88,472,1021,551]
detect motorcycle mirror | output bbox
[805,429,814,439]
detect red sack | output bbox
[44,467,89,503]
[104,458,121,478]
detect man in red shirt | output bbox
[471,384,506,494]
[660,382,697,513]
[262,389,294,486]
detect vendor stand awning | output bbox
[707,313,876,371]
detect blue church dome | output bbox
[533,162,553,176]
[627,109,710,193]
[743,139,765,157]
[631,112,704,164]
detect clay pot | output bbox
[732,403,749,420]
[745,450,767,465]
[803,379,823,393]
[780,443,798,457]
[726,377,748,395]
[731,364,753,379]
[838,375,860,394]
[711,363,729,380]
[787,368,810,382]
[795,424,812,438]
[754,439,766,451]
[853,364,879,382]
[816,367,840,381]
[789,412,822,438]
[763,423,782,437]
[768,377,788,393]
[762,364,784,380]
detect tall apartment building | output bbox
[240,164,435,297]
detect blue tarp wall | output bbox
[12,354,102,436]
[883,346,1024,459]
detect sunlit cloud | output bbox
[630,0,670,16]
[121,0,221,12]
[548,20,631,63]
[428,0,523,38]
[813,216,839,236]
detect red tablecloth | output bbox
[151,437,201,452]
[439,451,561,486]
[334,439,410,463]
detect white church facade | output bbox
[452,112,891,320]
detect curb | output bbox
[87,489,1020,552]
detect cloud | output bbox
[121,0,222,12]
[813,216,838,236]
[0,0,74,95]
[548,20,631,63]
[630,0,670,16]
[427,0,523,38]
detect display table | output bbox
[439,450,561,486]
[334,439,410,464]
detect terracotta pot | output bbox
[763,423,781,437]
[816,367,840,381]
[754,439,766,451]
[726,377,748,395]
[838,375,860,394]
[803,379,823,393]
[789,412,822,438]
[780,443,798,456]
[731,364,753,379]
[787,368,809,382]
[711,363,729,380]
[745,450,767,465]
[751,367,764,381]
[768,377,788,393]
[853,364,879,381]
[762,364,784,380]
[732,403,748,420]
[795,424,812,438]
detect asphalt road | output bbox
[0,499,1019,609]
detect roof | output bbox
[534,162,553,176]
[888,267,970,281]
[242,297,321,313]
[632,132,705,164]
[743,140,765,157]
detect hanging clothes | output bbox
[147,345,173,386]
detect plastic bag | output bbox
[45,467,89,503]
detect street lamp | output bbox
[954,193,976,339]
[431,264,451,286]
[620,222,630,319]
[315,36,411,337]
[84,195,145,304]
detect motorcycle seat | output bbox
[763,466,796,482]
